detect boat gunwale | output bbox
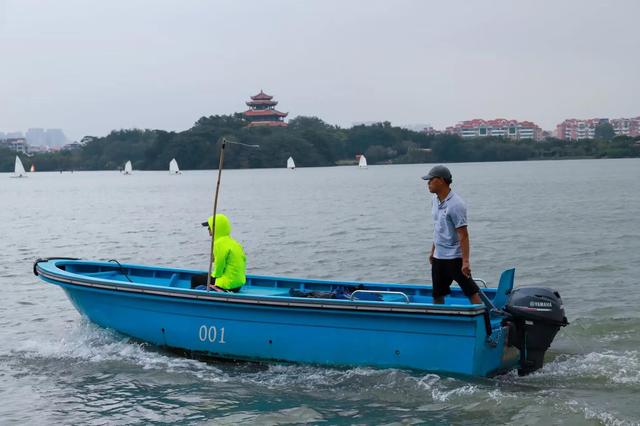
[40,259,498,296]
[36,259,489,317]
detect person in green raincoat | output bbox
[191,214,246,292]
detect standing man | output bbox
[423,165,482,305]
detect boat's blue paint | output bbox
[35,259,520,376]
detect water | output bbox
[1,159,639,425]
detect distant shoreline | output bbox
[2,115,638,173]
[5,155,639,174]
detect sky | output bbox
[0,0,638,140]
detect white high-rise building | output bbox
[45,129,67,146]
[24,128,68,146]
[26,128,47,146]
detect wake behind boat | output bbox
[34,258,567,376]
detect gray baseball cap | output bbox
[421,165,452,183]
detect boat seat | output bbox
[492,268,515,309]
[85,270,121,279]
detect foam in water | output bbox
[10,320,228,382]
[232,363,484,407]
[430,384,478,403]
[566,400,631,426]
[527,350,640,386]
[487,388,518,404]
[7,313,640,424]
[236,364,386,391]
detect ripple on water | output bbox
[3,162,640,424]
[1,318,639,425]
[213,406,325,425]
[565,399,637,426]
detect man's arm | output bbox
[429,243,435,264]
[456,226,471,277]
[213,241,229,278]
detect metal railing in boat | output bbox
[346,279,488,305]
[350,290,411,304]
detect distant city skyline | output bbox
[0,128,67,146]
[1,0,639,140]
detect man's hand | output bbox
[428,253,434,264]
[461,260,471,278]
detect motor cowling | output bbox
[503,287,568,376]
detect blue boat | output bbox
[33,258,568,377]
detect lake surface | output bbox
[1,159,639,425]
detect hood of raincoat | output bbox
[206,214,231,240]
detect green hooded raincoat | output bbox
[207,214,246,290]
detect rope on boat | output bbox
[108,259,133,282]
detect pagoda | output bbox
[243,90,288,127]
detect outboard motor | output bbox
[503,287,568,376]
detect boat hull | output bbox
[36,259,519,376]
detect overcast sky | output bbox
[1,0,638,140]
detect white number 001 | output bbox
[198,325,226,344]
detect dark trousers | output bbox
[191,273,211,288]
[190,274,240,292]
[431,258,480,299]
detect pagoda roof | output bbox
[244,109,288,118]
[246,99,278,107]
[250,90,274,101]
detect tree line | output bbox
[2,114,639,172]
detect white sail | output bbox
[124,160,133,174]
[287,156,295,170]
[14,156,26,177]
[358,155,368,168]
[169,158,181,174]
[30,164,35,173]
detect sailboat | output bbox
[12,156,27,178]
[123,160,133,175]
[287,156,295,170]
[169,158,181,174]
[358,155,368,169]
[30,164,36,173]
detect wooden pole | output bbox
[206,138,226,291]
